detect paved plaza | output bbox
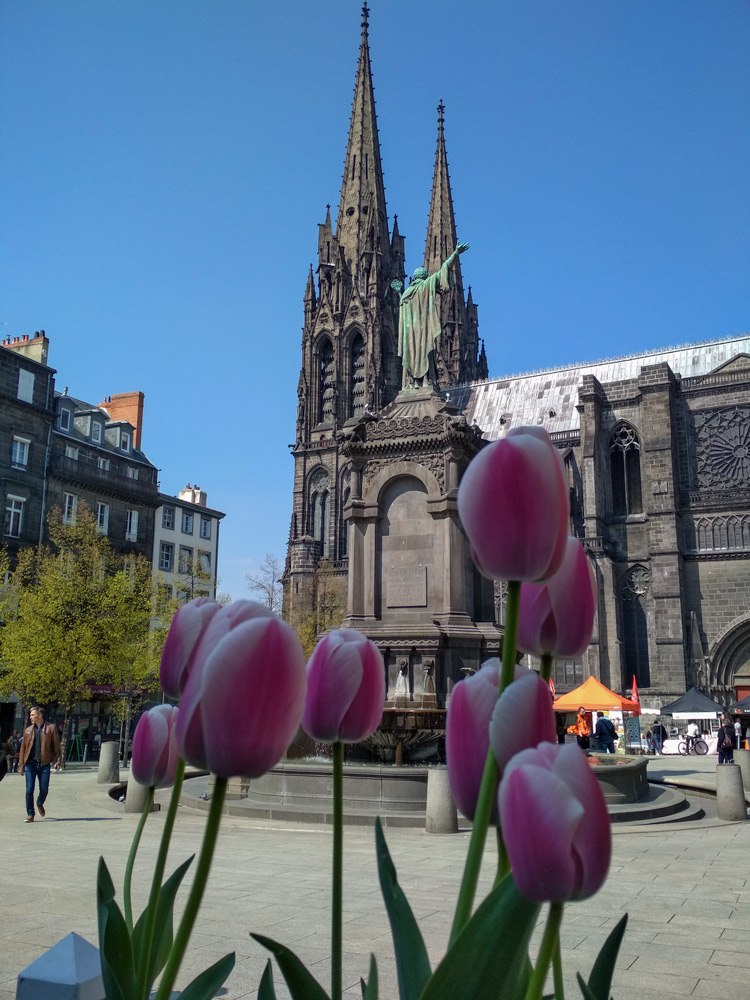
[2,757,749,1000]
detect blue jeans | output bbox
[24,761,51,817]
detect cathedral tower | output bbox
[284,5,489,630]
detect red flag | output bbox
[631,674,639,704]
[549,678,556,698]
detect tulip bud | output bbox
[446,660,501,823]
[517,537,597,659]
[302,629,385,743]
[457,427,569,583]
[160,596,222,699]
[489,671,557,774]
[131,705,180,788]
[175,601,307,778]
[498,742,611,902]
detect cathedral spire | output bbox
[423,99,458,274]
[336,2,390,278]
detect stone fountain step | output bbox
[607,783,704,825]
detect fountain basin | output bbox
[587,753,649,803]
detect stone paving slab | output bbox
[1,759,749,999]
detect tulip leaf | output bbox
[96,856,137,1000]
[178,951,235,1000]
[251,933,331,1000]
[418,874,540,1000]
[360,954,378,999]
[576,914,627,1000]
[132,854,194,990]
[259,960,278,1000]
[374,818,431,1000]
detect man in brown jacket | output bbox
[18,707,62,822]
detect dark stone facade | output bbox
[284,5,749,711]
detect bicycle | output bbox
[678,735,708,755]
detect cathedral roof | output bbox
[448,334,750,439]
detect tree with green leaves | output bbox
[0,504,170,760]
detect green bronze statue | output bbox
[392,241,469,387]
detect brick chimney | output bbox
[98,391,145,449]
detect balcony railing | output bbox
[49,454,159,502]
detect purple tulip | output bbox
[457,427,569,582]
[159,596,222,699]
[517,537,597,659]
[446,660,502,822]
[499,742,611,902]
[175,601,307,778]
[489,671,557,774]
[302,629,385,743]
[131,705,180,788]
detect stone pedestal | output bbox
[425,766,457,834]
[124,776,159,814]
[96,742,119,784]
[716,763,747,821]
[732,749,750,792]
[16,932,104,999]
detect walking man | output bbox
[18,707,61,822]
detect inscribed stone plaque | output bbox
[387,565,427,608]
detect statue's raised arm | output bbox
[396,241,469,387]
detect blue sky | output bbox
[1,1,748,602]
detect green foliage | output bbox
[0,504,169,710]
[576,915,628,1000]
[251,934,331,1000]
[292,560,346,658]
[374,819,430,1000]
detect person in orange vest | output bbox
[567,706,591,750]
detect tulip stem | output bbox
[332,741,344,1000]
[500,580,521,691]
[153,774,228,1000]
[449,579,521,946]
[552,934,565,1000]
[494,828,510,886]
[138,757,186,996]
[539,653,553,684]
[449,745,498,945]
[123,784,154,933]
[525,901,564,1000]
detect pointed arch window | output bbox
[317,337,335,424]
[349,333,365,418]
[610,423,642,516]
[309,469,331,559]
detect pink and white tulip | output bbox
[159,596,222,699]
[175,601,307,778]
[446,660,502,823]
[517,537,597,659]
[457,427,569,583]
[302,629,385,743]
[489,670,556,774]
[131,705,180,788]
[499,742,611,902]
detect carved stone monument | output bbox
[341,383,501,706]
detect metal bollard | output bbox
[716,762,747,822]
[16,931,104,1000]
[425,766,458,834]
[96,741,119,784]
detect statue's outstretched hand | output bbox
[455,241,469,255]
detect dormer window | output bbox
[58,408,71,431]
[91,422,102,444]
[121,430,131,452]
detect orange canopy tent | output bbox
[553,675,641,716]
